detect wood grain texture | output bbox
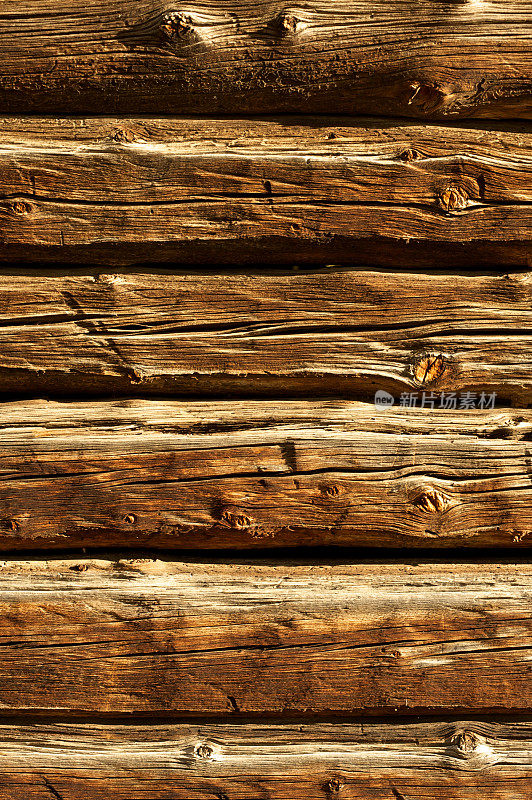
[0,558,530,714]
[0,267,532,400]
[1,399,532,550]
[0,1,530,118]
[0,720,530,799]
[0,118,530,266]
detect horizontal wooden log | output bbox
[0,559,531,714]
[0,720,530,799]
[0,268,531,400]
[0,118,530,266]
[1,399,532,549]
[0,2,530,118]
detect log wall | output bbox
[0,3,530,797]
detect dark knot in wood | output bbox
[123,514,136,524]
[399,148,422,162]
[320,484,342,499]
[219,508,255,530]
[453,730,481,754]
[112,128,137,144]
[12,200,31,215]
[407,81,448,112]
[439,185,468,212]
[414,487,451,514]
[413,353,448,386]
[274,11,300,35]
[326,777,342,794]
[161,11,194,41]
[195,743,213,759]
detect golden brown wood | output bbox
[0,720,529,799]
[0,118,530,265]
[1,399,532,549]
[0,2,530,117]
[0,559,530,714]
[0,268,531,400]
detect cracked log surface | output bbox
[0,1,530,118]
[0,721,530,799]
[0,558,530,713]
[2,399,532,549]
[0,118,530,266]
[0,268,532,400]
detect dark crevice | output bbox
[1,191,531,212]
[0,386,526,407]
[0,263,529,278]
[41,777,64,800]
[0,707,531,724]
[3,310,532,340]
[0,544,531,562]
[53,318,532,339]
[108,466,532,489]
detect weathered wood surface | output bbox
[0,559,530,713]
[0,268,531,400]
[0,118,530,266]
[1,399,532,550]
[0,720,530,799]
[0,2,530,118]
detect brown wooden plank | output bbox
[0,559,531,714]
[0,118,530,266]
[1,399,532,550]
[0,720,529,799]
[0,2,530,118]
[0,268,531,400]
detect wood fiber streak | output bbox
[0,1,530,117]
[0,720,529,799]
[0,119,530,265]
[1,400,532,549]
[0,268,531,400]
[0,560,529,714]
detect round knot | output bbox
[195,743,213,759]
[12,200,31,215]
[454,730,480,754]
[439,186,468,212]
[274,11,300,35]
[413,353,448,386]
[326,777,342,794]
[413,487,451,514]
[320,484,342,499]
[113,128,137,144]
[399,148,422,162]
[161,11,194,41]
[123,514,136,525]
[407,81,448,113]
[219,508,255,530]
